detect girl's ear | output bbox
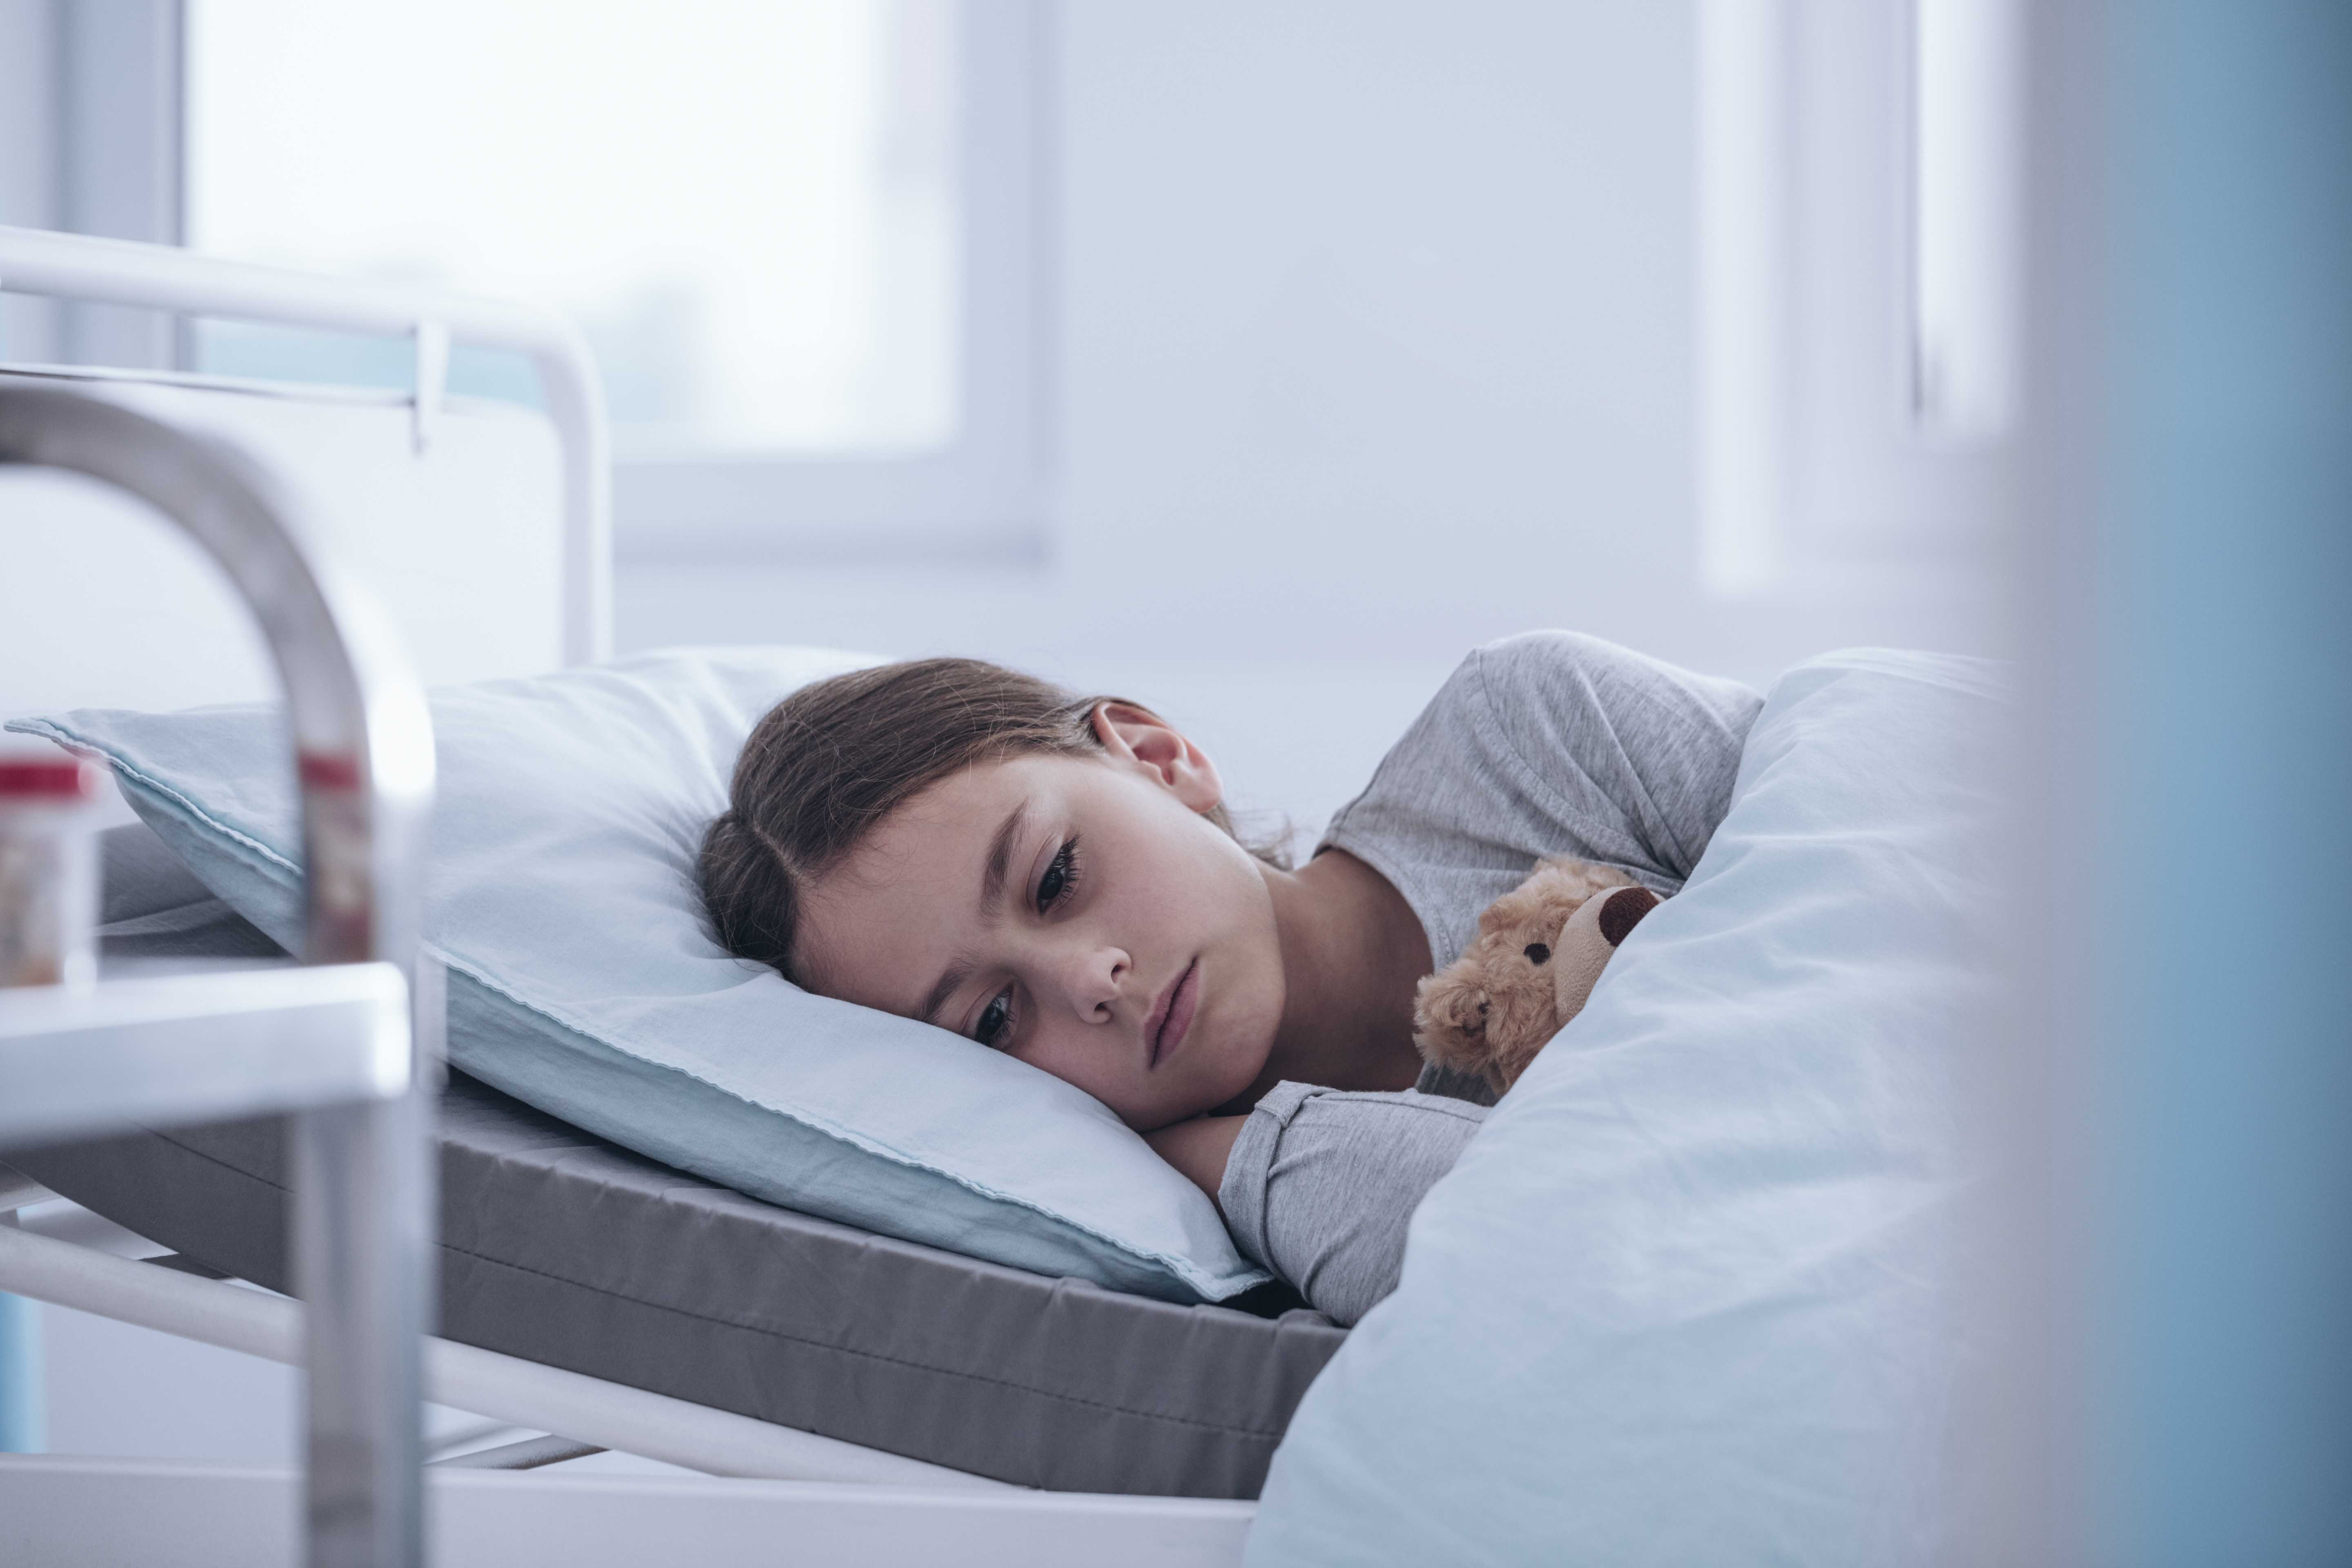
[1091,701,1225,813]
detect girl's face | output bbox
[791,710,1287,1132]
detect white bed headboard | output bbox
[0,225,609,726]
[0,365,566,719]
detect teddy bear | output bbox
[1411,855,1663,1098]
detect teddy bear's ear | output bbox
[1597,885,1659,947]
[1551,885,1662,1028]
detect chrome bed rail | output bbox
[0,1223,1004,1492]
[0,383,436,1568]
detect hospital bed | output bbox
[0,227,1301,1566]
[0,226,1994,1568]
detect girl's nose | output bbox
[1053,942,1129,1021]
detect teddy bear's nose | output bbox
[1523,943,1551,966]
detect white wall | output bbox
[0,2,2006,845]
[620,0,2001,844]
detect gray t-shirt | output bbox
[1321,629,1762,971]
[1218,633,1762,1323]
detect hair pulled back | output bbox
[698,657,1260,985]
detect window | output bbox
[34,0,1039,557]
[1695,0,2016,598]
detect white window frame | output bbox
[1695,0,2016,600]
[0,0,186,369]
[2,0,1045,565]
[615,0,1045,563]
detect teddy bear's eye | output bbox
[1523,943,1551,966]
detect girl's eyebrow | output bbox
[979,799,1033,917]
[918,798,1033,1028]
[919,960,972,1029]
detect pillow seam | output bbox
[13,720,302,879]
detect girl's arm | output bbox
[1154,1085,1488,1326]
[1145,1114,1248,1213]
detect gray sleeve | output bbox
[1321,631,1763,968]
[1217,1082,1488,1327]
[1470,630,1760,884]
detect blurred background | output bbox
[4,2,2346,1562]
[0,0,2008,855]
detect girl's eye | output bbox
[973,985,1016,1049]
[1035,837,1081,913]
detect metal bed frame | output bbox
[0,372,437,1565]
[0,228,1254,1566]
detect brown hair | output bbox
[699,657,1276,984]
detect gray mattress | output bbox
[8,825,1346,1498]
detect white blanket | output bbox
[1247,649,2004,1565]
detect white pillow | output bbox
[11,648,1269,1301]
[1244,650,2001,1562]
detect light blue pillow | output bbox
[1244,650,2002,1563]
[10,648,1269,1302]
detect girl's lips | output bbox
[1149,958,1201,1069]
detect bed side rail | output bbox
[0,383,436,1568]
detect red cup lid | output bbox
[0,757,105,800]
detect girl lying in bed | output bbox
[698,633,1761,1324]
